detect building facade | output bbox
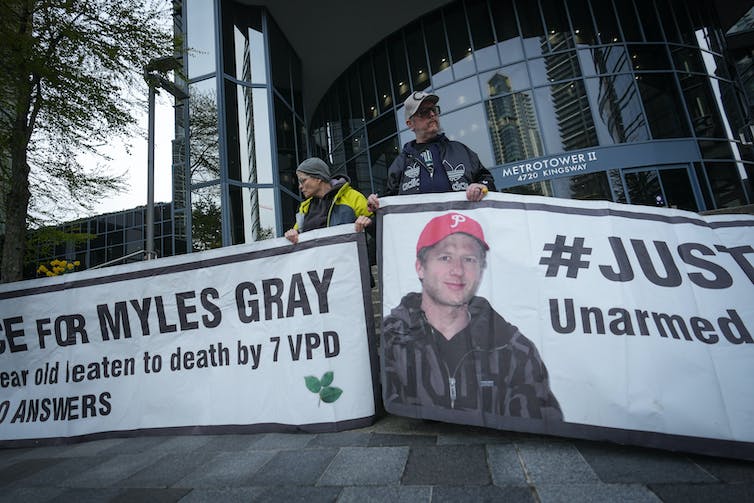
[175,0,754,250]
[26,203,175,279]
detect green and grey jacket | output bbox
[294,175,372,231]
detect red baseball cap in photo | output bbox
[416,212,489,255]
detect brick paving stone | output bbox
[647,482,754,502]
[0,487,64,503]
[577,443,716,484]
[308,431,372,448]
[174,487,267,502]
[516,441,599,484]
[15,438,126,459]
[401,445,490,486]
[486,444,528,486]
[143,435,212,456]
[10,454,106,488]
[432,485,535,502]
[250,433,315,450]
[319,446,408,486]
[254,485,343,503]
[62,452,167,488]
[0,458,64,486]
[51,487,125,502]
[368,433,436,447]
[118,452,213,488]
[110,487,191,503]
[249,448,338,486]
[337,485,431,503]
[171,451,275,488]
[691,457,754,482]
[187,434,262,452]
[96,436,171,456]
[536,483,661,503]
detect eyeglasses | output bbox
[297,175,311,185]
[414,105,441,119]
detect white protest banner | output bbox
[378,192,754,460]
[0,227,378,445]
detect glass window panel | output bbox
[251,88,274,184]
[635,73,690,138]
[481,64,530,98]
[467,0,494,50]
[534,80,598,154]
[628,44,671,71]
[279,189,298,236]
[388,34,411,103]
[292,57,303,117]
[186,0,216,78]
[625,170,662,206]
[268,18,292,105]
[541,0,574,53]
[441,104,494,167]
[191,184,223,251]
[705,162,746,208]
[229,185,278,243]
[444,2,475,79]
[344,129,366,160]
[360,56,378,120]
[367,112,396,145]
[568,0,597,46]
[591,0,621,44]
[584,45,630,75]
[189,78,220,185]
[489,0,524,64]
[660,167,698,211]
[502,180,553,196]
[584,75,649,145]
[694,162,714,210]
[436,76,481,114]
[374,44,393,113]
[274,96,297,193]
[552,171,612,200]
[670,46,705,73]
[486,89,544,165]
[654,0,680,43]
[607,169,627,203]
[369,137,399,195]
[345,153,371,195]
[677,73,725,138]
[424,12,453,87]
[529,50,582,87]
[635,0,664,41]
[670,0,696,45]
[348,66,364,121]
[405,22,431,91]
[517,0,547,58]
[615,0,643,42]
[296,117,307,167]
[221,4,265,83]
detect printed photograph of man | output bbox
[382,211,563,425]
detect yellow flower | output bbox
[73,260,80,266]
[38,264,49,274]
[67,263,74,270]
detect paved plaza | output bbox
[0,413,752,502]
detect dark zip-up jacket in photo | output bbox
[382,292,563,423]
[382,134,496,196]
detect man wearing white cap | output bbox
[382,212,562,424]
[367,92,496,211]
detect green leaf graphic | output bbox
[320,386,343,403]
[304,376,321,393]
[320,371,334,387]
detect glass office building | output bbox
[176,0,753,250]
[26,203,175,279]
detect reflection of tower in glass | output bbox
[543,35,596,150]
[241,36,262,241]
[485,73,542,164]
[592,47,647,142]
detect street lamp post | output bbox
[144,56,188,260]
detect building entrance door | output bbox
[622,164,700,212]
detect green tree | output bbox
[0,0,174,282]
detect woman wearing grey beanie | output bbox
[285,157,373,244]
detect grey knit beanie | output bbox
[297,157,331,181]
